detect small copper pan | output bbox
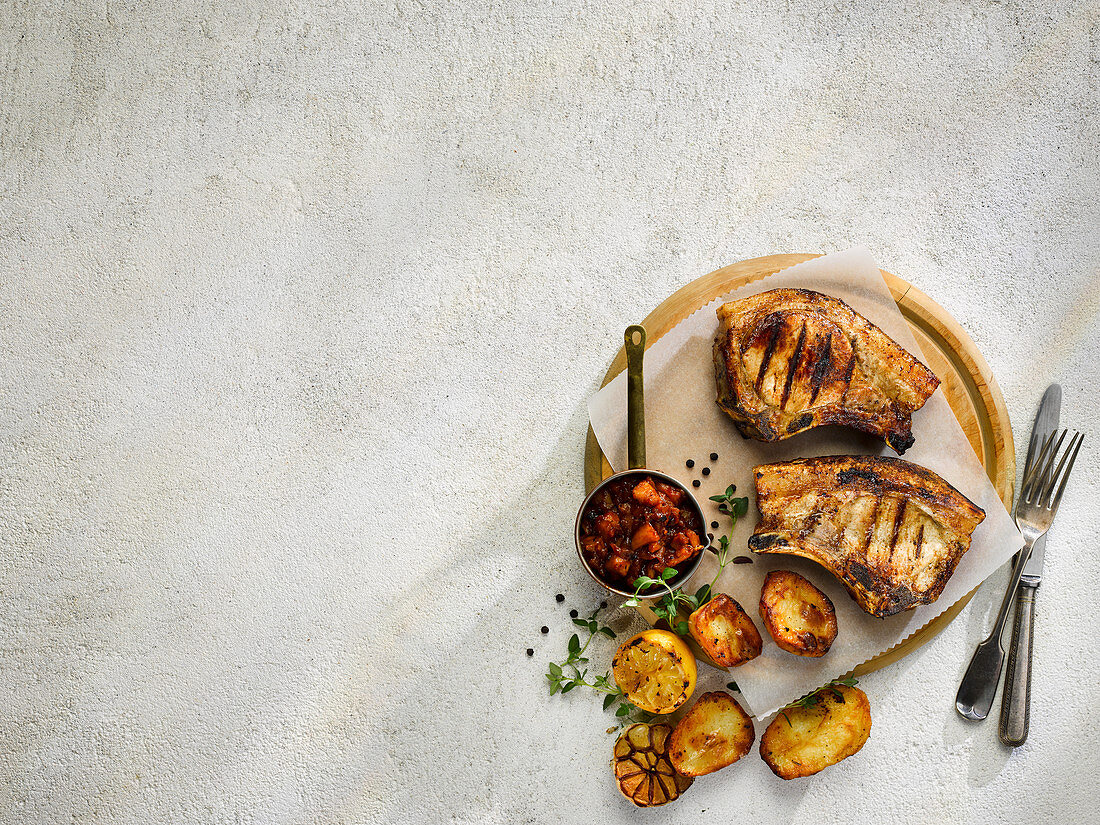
[575,325,707,597]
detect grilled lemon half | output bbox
[611,629,696,715]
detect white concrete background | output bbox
[1,1,1098,823]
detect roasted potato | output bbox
[759,570,838,657]
[688,594,762,667]
[760,684,871,779]
[669,692,755,777]
[612,723,693,807]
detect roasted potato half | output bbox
[669,692,755,777]
[760,684,871,779]
[688,594,762,667]
[759,570,838,657]
[612,723,693,807]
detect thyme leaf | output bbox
[545,604,651,728]
[777,677,860,726]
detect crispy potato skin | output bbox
[669,692,755,777]
[760,570,838,657]
[688,594,763,667]
[760,685,871,779]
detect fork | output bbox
[955,429,1084,721]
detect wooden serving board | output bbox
[584,253,1015,675]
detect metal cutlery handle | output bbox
[955,547,1032,720]
[999,584,1036,746]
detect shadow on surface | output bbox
[355,396,815,823]
[943,562,1014,787]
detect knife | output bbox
[998,383,1061,746]
[955,384,1059,721]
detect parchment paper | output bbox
[588,248,1023,718]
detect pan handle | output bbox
[624,325,646,470]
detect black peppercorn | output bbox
[711,521,719,529]
[526,648,534,656]
[710,452,718,461]
[569,609,578,618]
[600,601,608,609]
[686,459,695,468]
[540,626,549,634]
[702,467,711,476]
[555,593,564,603]
[692,479,700,488]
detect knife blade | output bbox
[1019,384,1060,585]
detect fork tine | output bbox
[1048,432,1083,513]
[1022,431,1058,502]
[1019,432,1049,501]
[1034,430,1067,504]
[1040,430,1074,506]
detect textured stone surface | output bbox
[1,1,1099,823]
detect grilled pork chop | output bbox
[713,289,940,454]
[748,456,985,618]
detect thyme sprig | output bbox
[621,484,750,636]
[545,607,651,726]
[779,677,860,726]
[709,484,749,520]
[621,566,698,635]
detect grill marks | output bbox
[867,497,882,547]
[819,492,931,599]
[754,322,782,393]
[751,316,854,413]
[853,495,916,572]
[890,500,908,548]
[839,352,857,404]
[778,322,807,411]
[807,330,833,406]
